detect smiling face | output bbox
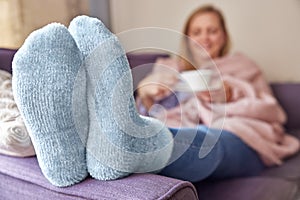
[187,12,226,59]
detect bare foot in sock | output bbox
[12,23,88,187]
[69,16,174,180]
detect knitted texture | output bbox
[69,16,174,180]
[12,23,88,187]
[0,70,35,157]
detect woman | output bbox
[137,5,300,180]
[137,5,231,111]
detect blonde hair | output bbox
[179,5,231,70]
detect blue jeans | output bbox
[159,125,265,182]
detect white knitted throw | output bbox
[0,69,35,157]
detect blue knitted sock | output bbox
[12,23,88,187]
[69,16,174,180]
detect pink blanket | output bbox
[153,53,300,166]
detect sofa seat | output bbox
[0,154,198,200]
[195,176,298,200]
[261,131,300,180]
[195,131,300,200]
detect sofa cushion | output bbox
[0,154,198,200]
[271,83,300,130]
[195,176,297,200]
[127,52,169,90]
[0,48,17,73]
[127,52,169,69]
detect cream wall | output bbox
[0,0,89,49]
[110,0,300,82]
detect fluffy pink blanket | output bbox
[153,53,300,166]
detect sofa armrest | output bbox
[0,154,198,200]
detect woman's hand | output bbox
[137,72,178,110]
[196,81,232,103]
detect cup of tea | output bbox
[176,69,215,92]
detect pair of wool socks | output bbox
[12,16,173,187]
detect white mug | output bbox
[176,69,214,92]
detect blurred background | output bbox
[0,0,299,82]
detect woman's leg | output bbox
[159,126,265,182]
[207,128,265,180]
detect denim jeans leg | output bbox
[159,125,224,182]
[207,129,265,180]
[159,126,265,182]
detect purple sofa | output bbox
[1,48,300,200]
